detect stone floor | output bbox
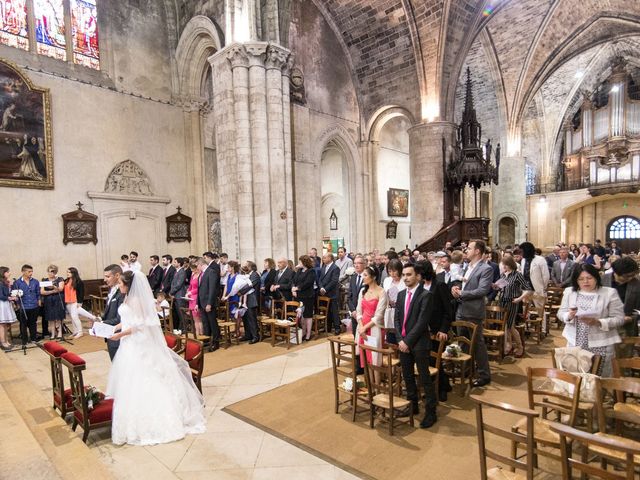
[3,342,359,480]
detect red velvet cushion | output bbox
[74,398,113,424]
[43,341,67,357]
[164,334,177,349]
[184,340,201,362]
[54,388,74,408]
[62,352,86,366]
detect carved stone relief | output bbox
[104,159,153,196]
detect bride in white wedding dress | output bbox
[106,270,206,445]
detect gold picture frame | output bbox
[0,58,54,189]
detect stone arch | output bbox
[366,105,416,142]
[314,124,360,249]
[175,15,224,99]
[495,212,519,247]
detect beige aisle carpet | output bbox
[224,335,565,480]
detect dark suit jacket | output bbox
[394,284,433,352]
[424,279,453,334]
[318,263,340,299]
[102,288,123,326]
[273,268,294,301]
[261,269,277,296]
[487,261,501,301]
[197,263,220,309]
[160,266,176,295]
[348,274,364,312]
[169,267,187,298]
[293,268,316,300]
[147,265,163,293]
[603,274,640,337]
[237,271,261,309]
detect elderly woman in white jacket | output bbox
[557,263,624,376]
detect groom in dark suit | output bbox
[394,262,438,428]
[198,254,220,351]
[318,253,340,334]
[96,264,124,361]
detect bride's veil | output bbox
[125,271,162,327]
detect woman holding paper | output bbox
[40,265,65,340]
[557,263,624,376]
[106,271,205,445]
[382,259,404,345]
[496,256,532,358]
[356,266,388,367]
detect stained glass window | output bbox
[0,0,28,51]
[608,216,640,240]
[34,0,66,60]
[71,0,99,69]
[525,163,537,195]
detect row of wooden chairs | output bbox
[475,367,640,479]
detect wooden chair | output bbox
[511,367,582,467]
[471,395,539,480]
[544,286,564,330]
[180,307,211,344]
[419,334,447,402]
[616,337,640,359]
[594,377,640,445]
[218,300,240,348]
[313,296,330,335]
[442,320,478,396]
[360,344,413,435]
[164,332,184,355]
[329,334,368,422]
[272,301,301,349]
[550,423,638,480]
[271,298,285,320]
[41,341,70,417]
[484,305,507,362]
[551,350,602,432]
[61,352,113,443]
[523,300,543,344]
[89,294,106,317]
[613,357,640,379]
[160,305,174,333]
[184,338,204,393]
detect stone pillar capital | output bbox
[244,42,269,66]
[266,44,291,71]
[227,44,249,68]
[175,94,208,113]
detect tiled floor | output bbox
[7,342,360,480]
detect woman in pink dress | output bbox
[185,261,203,335]
[355,266,388,368]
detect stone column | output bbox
[360,140,380,249]
[209,42,293,261]
[282,57,296,256]
[493,155,527,244]
[408,122,456,245]
[265,44,291,259]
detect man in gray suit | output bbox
[551,247,574,287]
[451,239,493,387]
[170,257,188,330]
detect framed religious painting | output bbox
[0,58,53,189]
[387,188,409,217]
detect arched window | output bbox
[525,163,537,194]
[608,216,640,239]
[2,0,99,69]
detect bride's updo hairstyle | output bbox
[121,270,135,294]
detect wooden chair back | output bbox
[484,305,506,331]
[271,298,285,319]
[329,335,366,421]
[164,332,183,354]
[184,338,204,393]
[360,344,401,405]
[527,367,582,426]
[613,357,640,379]
[471,395,539,480]
[430,334,446,374]
[450,320,479,356]
[550,423,638,480]
[616,336,640,359]
[595,377,640,436]
[180,307,196,338]
[316,296,330,315]
[283,301,301,321]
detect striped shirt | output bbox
[500,270,532,300]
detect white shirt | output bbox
[462,260,480,290]
[107,285,118,303]
[220,263,228,286]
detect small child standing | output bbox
[156,292,170,319]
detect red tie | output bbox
[402,290,412,337]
